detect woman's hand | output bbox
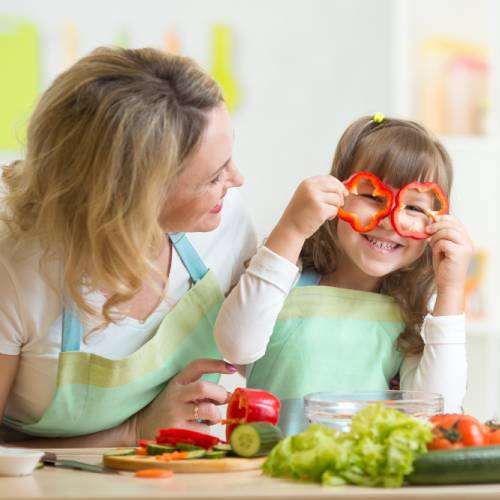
[134,359,236,440]
[266,175,349,264]
[426,215,473,316]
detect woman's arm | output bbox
[7,358,235,448]
[0,354,20,426]
[399,314,467,413]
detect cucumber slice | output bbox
[230,422,283,458]
[147,444,176,455]
[204,450,227,459]
[104,448,136,457]
[213,443,233,452]
[185,450,206,459]
[176,442,204,451]
[407,445,500,485]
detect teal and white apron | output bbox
[247,270,405,436]
[2,233,224,438]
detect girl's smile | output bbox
[334,217,427,292]
[361,233,405,254]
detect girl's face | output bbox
[336,183,429,291]
[158,104,243,232]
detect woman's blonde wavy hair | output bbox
[301,116,453,355]
[1,46,223,324]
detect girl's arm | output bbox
[400,213,472,412]
[214,245,299,364]
[215,175,348,364]
[399,314,466,413]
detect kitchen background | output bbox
[0,0,499,427]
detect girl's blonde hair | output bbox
[1,46,223,324]
[301,116,453,355]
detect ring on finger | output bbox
[192,402,199,420]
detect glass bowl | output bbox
[304,390,443,432]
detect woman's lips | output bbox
[210,202,223,214]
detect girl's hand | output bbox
[266,175,349,264]
[280,175,349,239]
[426,215,473,315]
[134,359,236,440]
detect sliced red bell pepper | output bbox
[391,182,448,240]
[224,388,281,440]
[337,171,394,232]
[156,428,221,449]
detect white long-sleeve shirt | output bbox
[215,246,467,413]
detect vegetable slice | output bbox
[135,469,173,479]
[230,422,283,457]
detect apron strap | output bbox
[61,233,207,352]
[295,269,321,287]
[169,232,208,283]
[61,308,84,352]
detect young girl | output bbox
[215,114,472,435]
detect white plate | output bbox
[0,447,44,476]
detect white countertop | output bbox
[1,448,500,500]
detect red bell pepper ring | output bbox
[337,171,394,232]
[224,387,281,440]
[391,182,448,240]
[156,428,221,449]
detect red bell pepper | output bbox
[337,171,394,232]
[224,388,281,440]
[391,182,448,240]
[156,428,221,449]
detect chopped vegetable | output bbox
[225,388,281,440]
[391,182,448,240]
[263,403,433,488]
[147,444,176,455]
[338,171,394,233]
[204,450,228,459]
[156,428,221,449]
[155,451,189,462]
[135,469,173,479]
[231,423,283,458]
[104,448,136,457]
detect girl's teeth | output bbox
[366,236,397,250]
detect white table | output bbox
[1,448,500,500]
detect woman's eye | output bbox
[210,174,222,185]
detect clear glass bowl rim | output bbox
[304,389,444,407]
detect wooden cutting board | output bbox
[103,453,266,473]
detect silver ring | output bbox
[192,403,199,420]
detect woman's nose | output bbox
[227,163,244,188]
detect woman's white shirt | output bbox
[0,189,257,424]
[214,246,467,413]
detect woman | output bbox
[0,47,256,446]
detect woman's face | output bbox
[159,104,243,232]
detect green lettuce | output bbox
[262,403,433,488]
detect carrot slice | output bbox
[155,451,188,462]
[135,469,173,479]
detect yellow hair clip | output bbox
[373,112,385,124]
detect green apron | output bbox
[247,270,405,436]
[2,233,224,438]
